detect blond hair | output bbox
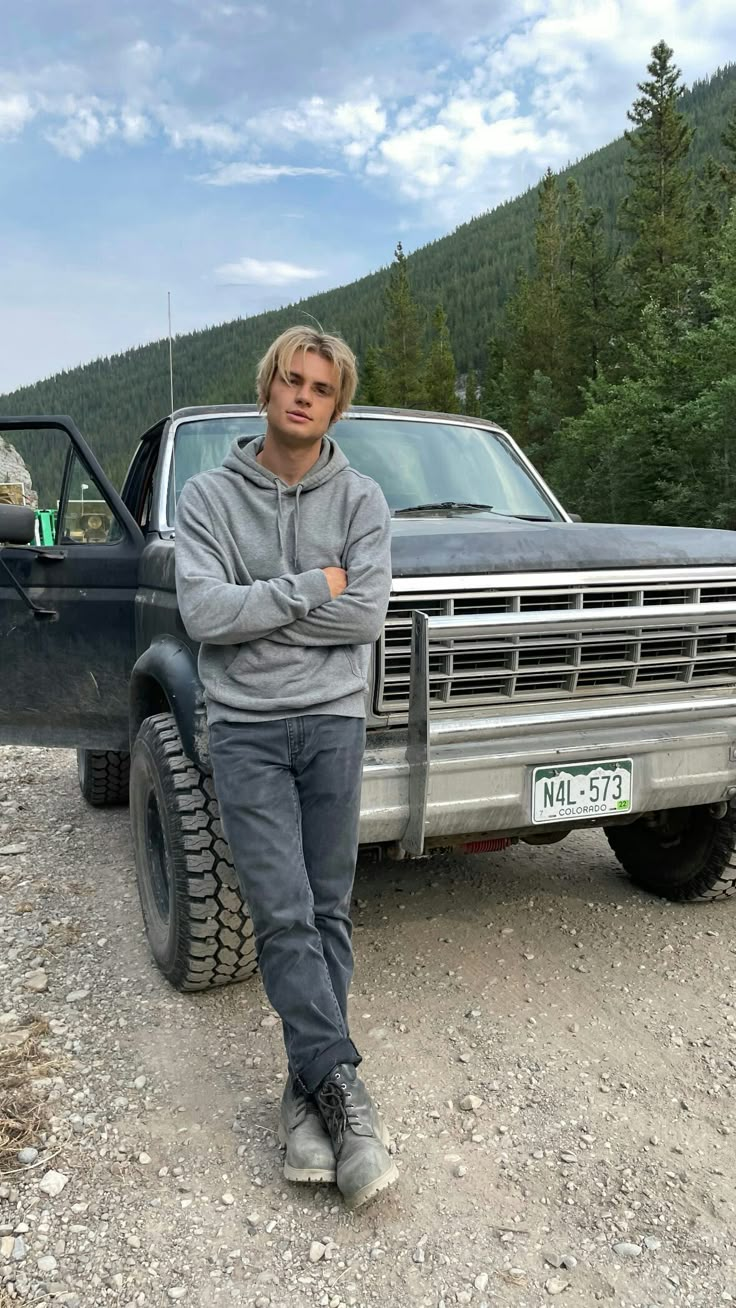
[256,326,358,422]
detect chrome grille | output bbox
[376,576,736,716]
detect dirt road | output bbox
[1,744,735,1308]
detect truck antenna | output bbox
[167,290,175,415]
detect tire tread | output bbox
[131,713,257,992]
[78,749,130,808]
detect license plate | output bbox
[531,758,633,824]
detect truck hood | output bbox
[390,516,736,576]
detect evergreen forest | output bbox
[2,44,736,527]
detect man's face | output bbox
[265,348,340,446]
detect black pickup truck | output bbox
[3,406,736,994]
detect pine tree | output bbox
[480,336,509,425]
[464,369,480,416]
[360,345,387,406]
[499,171,568,463]
[720,106,736,200]
[527,370,564,468]
[383,242,424,408]
[564,203,617,384]
[695,156,725,250]
[425,304,458,412]
[536,168,564,297]
[618,41,695,315]
[692,155,728,320]
[551,301,695,524]
[667,206,736,526]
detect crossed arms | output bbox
[175,478,392,649]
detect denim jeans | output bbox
[208,715,366,1094]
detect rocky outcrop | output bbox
[0,436,37,506]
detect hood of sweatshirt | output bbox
[222,434,350,572]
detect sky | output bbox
[0,0,735,395]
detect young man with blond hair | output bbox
[175,326,396,1209]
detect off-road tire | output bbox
[77,749,130,807]
[606,805,736,902]
[130,712,257,991]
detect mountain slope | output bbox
[2,62,735,488]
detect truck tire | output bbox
[77,749,130,807]
[606,805,736,902]
[129,713,257,992]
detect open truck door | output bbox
[0,417,143,751]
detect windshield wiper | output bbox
[393,501,493,516]
[393,501,555,521]
[491,512,554,522]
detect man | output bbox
[175,326,396,1209]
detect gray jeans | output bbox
[208,715,365,1094]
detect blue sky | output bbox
[1,0,735,394]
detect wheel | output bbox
[129,713,257,991]
[606,805,736,902]
[78,749,130,807]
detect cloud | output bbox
[214,256,324,285]
[247,78,570,218]
[38,92,152,159]
[118,39,162,90]
[243,75,574,221]
[120,109,152,144]
[197,161,341,185]
[249,94,387,161]
[232,1,736,221]
[158,112,242,153]
[0,92,35,139]
[38,87,241,158]
[1,2,735,224]
[368,94,568,204]
[44,99,119,159]
[0,44,244,159]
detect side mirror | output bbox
[0,504,36,545]
[567,512,582,523]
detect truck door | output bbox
[0,417,144,749]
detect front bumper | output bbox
[361,603,736,855]
[364,560,736,854]
[359,702,736,849]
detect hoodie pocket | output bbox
[216,639,365,711]
[345,646,371,695]
[225,639,301,686]
[342,646,369,689]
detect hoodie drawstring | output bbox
[275,481,303,570]
[293,484,303,570]
[275,481,286,562]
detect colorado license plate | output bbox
[532,758,633,825]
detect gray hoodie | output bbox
[175,434,392,723]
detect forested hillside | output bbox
[1,50,735,523]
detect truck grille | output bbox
[376,577,736,715]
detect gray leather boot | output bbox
[315,1064,398,1209]
[277,1074,336,1183]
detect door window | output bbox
[0,426,65,544]
[0,428,120,546]
[59,452,121,544]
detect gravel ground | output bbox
[1,744,735,1308]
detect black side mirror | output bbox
[0,504,36,545]
[568,512,582,523]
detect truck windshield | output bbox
[171,415,561,522]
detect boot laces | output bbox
[318,1073,356,1149]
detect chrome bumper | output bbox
[359,607,736,853]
